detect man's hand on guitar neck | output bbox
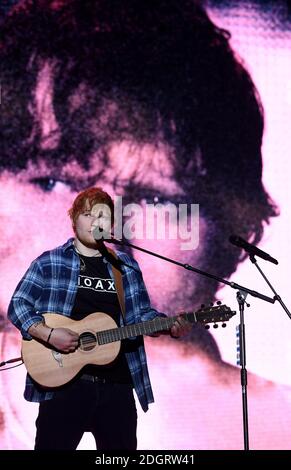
[151,313,192,339]
[28,320,79,353]
[170,314,192,339]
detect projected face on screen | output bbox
[0,57,207,319]
[1,0,291,450]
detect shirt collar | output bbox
[63,237,76,253]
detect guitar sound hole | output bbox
[79,332,97,351]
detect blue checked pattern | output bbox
[8,238,166,412]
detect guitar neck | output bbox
[97,313,193,345]
[95,304,235,345]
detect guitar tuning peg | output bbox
[217,300,222,305]
[222,323,226,328]
[205,324,210,330]
[209,302,214,307]
[200,304,205,309]
[213,323,218,329]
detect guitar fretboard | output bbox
[96,312,195,345]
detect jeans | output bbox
[34,378,137,450]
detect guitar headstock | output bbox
[187,302,236,328]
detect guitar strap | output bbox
[107,248,126,319]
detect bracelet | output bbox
[47,328,54,343]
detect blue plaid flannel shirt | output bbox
[8,238,166,412]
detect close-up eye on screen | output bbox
[1,0,291,452]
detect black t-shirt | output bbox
[71,253,132,384]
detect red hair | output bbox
[68,187,114,227]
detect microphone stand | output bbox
[235,254,291,450]
[236,289,250,450]
[249,254,291,319]
[105,236,275,450]
[106,236,275,304]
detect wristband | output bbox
[47,328,54,343]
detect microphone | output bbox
[229,235,278,265]
[92,226,122,245]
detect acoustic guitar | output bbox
[21,304,235,388]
